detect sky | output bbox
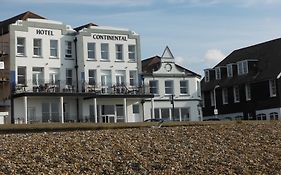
[1,0,281,76]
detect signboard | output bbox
[214,109,218,115]
[0,61,4,70]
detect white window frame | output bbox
[128,45,136,61]
[149,80,158,95]
[65,41,72,58]
[33,38,42,57]
[222,88,228,105]
[50,40,58,58]
[180,80,189,95]
[210,91,215,106]
[87,42,96,60]
[115,44,123,61]
[269,112,278,120]
[165,80,174,95]
[215,67,221,80]
[269,79,277,97]
[101,43,109,60]
[32,67,44,86]
[129,70,137,86]
[245,84,251,101]
[237,61,248,75]
[233,86,240,103]
[17,66,26,85]
[17,37,25,56]
[88,69,96,85]
[227,64,233,77]
[205,70,210,82]
[66,69,73,85]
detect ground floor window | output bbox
[256,113,266,120]
[152,107,190,121]
[42,102,60,122]
[270,112,278,120]
[116,104,125,122]
[161,108,170,121]
[181,108,190,121]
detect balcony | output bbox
[13,81,151,96]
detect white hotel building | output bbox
[0,11,202,124]
[0,11,153,124]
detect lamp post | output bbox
[170,94,175,121]
[214,85,220,118]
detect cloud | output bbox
[204,49,225,67]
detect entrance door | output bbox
[99,105,115,123]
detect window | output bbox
[245,84,251,101]
[237,61,248,75]
[210,91,215,106]
[128,45,136,61]
[87,42,96,59]
[101,43,109,60]
[205,70,210,82]
[149,80,158,94]
[115,70,125,85]
[256,113,266,120]
[215,67,221,80]
[165,80,174,95]
[161,108,170,121]
[180,80,189,95]
[222,88,228,104]
[233,86,240,103]
[154,108,160,119]
[197,81,201,97]
[49,68,59,85]
[17,37,25,56]
[65,41,72,58]
[115,44,123,60]
[33,39,42,57]
[42,103,59,122]
[269,80,277,97]
[270,112,278,120]
[181,108,190,121]
[50,40,58,58]
[66,69,73,85]
[133,104,139,114]
[17,66,26,85]
[227,64,233,77]
[32,67,44,86]
[129,71,137,86]
[101,70,112,94]
[88,70,96,85]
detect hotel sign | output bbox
[36,29,54,36]
[92,34,127,41]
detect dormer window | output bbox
[204,70,210,82]
[227,64,233,77]
[215,67,221,80]
[237,61,248,75]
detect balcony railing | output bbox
[13,81,151,96]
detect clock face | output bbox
[165,63,172,72]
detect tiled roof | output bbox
[0,11,45,35]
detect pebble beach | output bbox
[0,122,281,174]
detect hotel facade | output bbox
[0,11,153,124]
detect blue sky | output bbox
[1,0,281,75]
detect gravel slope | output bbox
[0,122,281,174]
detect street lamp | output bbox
[170,94,175,121]
[214,85,220,117]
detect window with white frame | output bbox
[133,104,139,114]
[205,70,210,82]
[210,91,215,106]
[227,64,233,77]
[215,67,221,80]
[256,113,266,120]
[233,86,240,103]
[101,43,109,60]
[181,108,190,121]
[33,39,42,57]
[197,81,201,97]
[17,66,26,85]
[65,41,72,58]
[88,69,96,85]
[49,68,59,85]
[66,69,73,85]
[115,44,123,61]
[237,61,248,75]
[50,40,58,58]
[269,80,277,97]
[149,80,158,94]
[115,70,126,85]
[222,88,228,104]
[128,45,136,61]
[17,37,25,56]
[180,80,189,95]
[87,42,96,60]
[270,112,278,120]
[129,71,137,86]
[165,80,174,95]
[245,84,251,101]
[32,67,44,86]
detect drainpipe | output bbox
[74,37,79,122]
